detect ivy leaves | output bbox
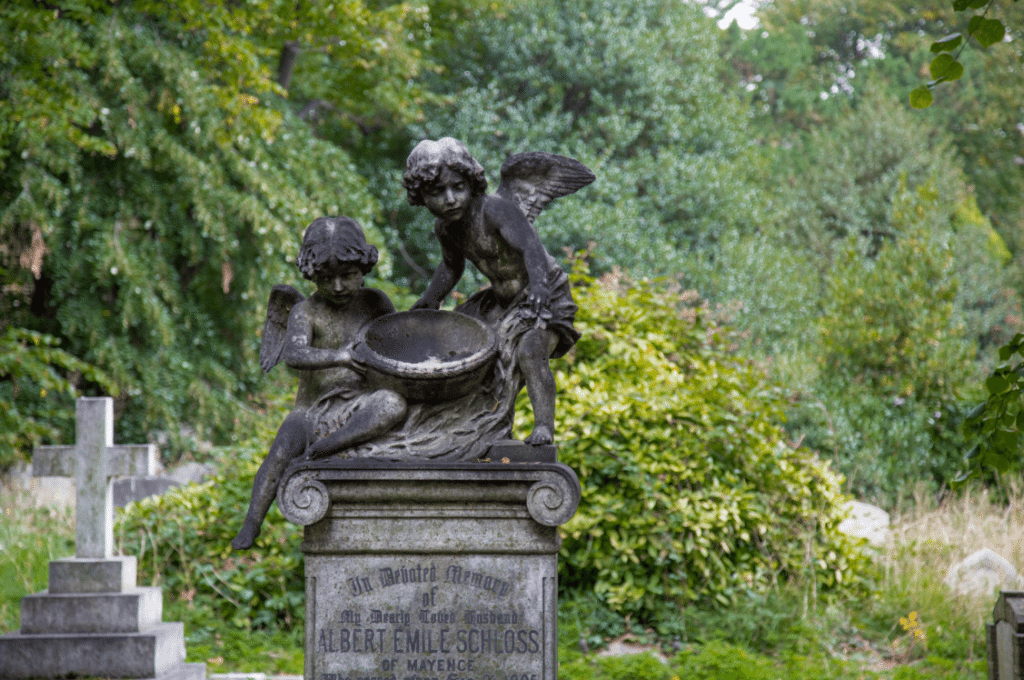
[910,0,1009,108]
[958,333,1024,483]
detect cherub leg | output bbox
[306,390,407,459]
[518,328,560,445]
[231,410,308,550]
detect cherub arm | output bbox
[281,300,355,370]
[412,233,466,310]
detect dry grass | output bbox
[871,476,1024,669]
[887,477,1024,597]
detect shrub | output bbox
[117,427,305,630]
[540,264,871,621]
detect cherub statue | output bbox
[403,138,595,445]
[231,216,407,550]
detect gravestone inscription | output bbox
[277,460,579,680]
[312,557,550,680]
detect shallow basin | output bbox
[352,310,498,402]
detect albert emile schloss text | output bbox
[316,562,544,680]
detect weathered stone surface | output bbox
[114,475,181,508]
[281,459,580,680]
[31,397,157,559]
[144,662,209,680]
[838,500,890,547]
[48,556,137,593]
[986,590,1024,680]
[0,621,186,678]
[945,548,1021,598]
[20,586,162,634]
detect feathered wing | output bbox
[259,284,305,373]
[496,152,596,225]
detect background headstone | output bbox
[946,548,1022,598]
[987,591,1024,680]
[0,397,206,680]
[838,500,890,547]
[113,476,181,508]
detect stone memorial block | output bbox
[277,459,580,680]
[0,397,205,680]
[988,591,1024,680]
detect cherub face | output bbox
[421,167,472,223]
[312,262,363,306]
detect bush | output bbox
[117,426,305,630]
[542,264,871,621]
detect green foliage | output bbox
[818,228,973,403]
[355,0,763,289]
[959,334,1024,481]
[117,430,306,630]
[0,494,74,632]
[0,327,114,470]
[0,0,436,460]
[703,88,1013,501]
[914,1,1010,105]
[549,266,871,620]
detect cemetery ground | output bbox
[2,477,1019,680]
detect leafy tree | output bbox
[724,0,1024,261]
[0,328,115,469]
[353,0,764,290]
[0,1,431,463]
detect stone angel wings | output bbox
[496,152,596,225]
[258,284,305,373]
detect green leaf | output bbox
[972,18,1006,48]
[987,374,1010,394]
[1000,344,1014,361]
[930,32,962,52]
[952,0,972,10]
[909,85,933,108]
[929,54,964,81]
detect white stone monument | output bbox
[0,397,206,680]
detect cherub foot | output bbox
[231,524,260,551]
[524,426,554,446]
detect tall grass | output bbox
[871,479,1024,668]
[0,481,74,632]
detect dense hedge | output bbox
[117,268,871,629]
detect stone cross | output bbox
[32,397,156,559]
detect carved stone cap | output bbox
[276,459,581,529]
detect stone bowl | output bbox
[352,310,498,402]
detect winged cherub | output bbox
[231,216,407,550]
[403,138,595,446]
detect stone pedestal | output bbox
[277,460,581,680]
[0,556,206,680]
[988,591,1024,680]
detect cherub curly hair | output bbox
[296,216,378,279]
[402,137,488,206]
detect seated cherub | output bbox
[231,216,406,550]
